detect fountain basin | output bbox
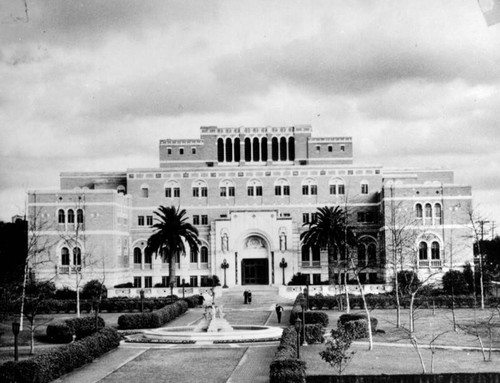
[126,325,283,343]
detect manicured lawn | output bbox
[100,348,247,383]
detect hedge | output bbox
[46,316,105,343]
[0,327,120,383]
[270,327,307,383]
[307,372,500,383]
[182,295,200,308]
[338,313,378,340]
[302,323,325,344]
[289,294,329,327]
[118,300,189,329]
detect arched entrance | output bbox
[240,235,269,285]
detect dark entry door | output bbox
[242,259,268,285]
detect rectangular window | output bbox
[190,251,198,263]
[201,187,208,197]
[167,148,172,155]
[228,186,235,197]
[133,277,141,288]
[328,145,333,152]
[275,185,281,196]
[361,184,369,194]
[190,275,198,287]
[191,147,196,154]
[201,249,208,263]
[283,185,290,195]
[340,145,345,152]
[220,187,227,197]
[247,186,254,196]
[330,185,336,195]
[256,186,262,196]
[338,185,345,195]
[302,185,309,195]
[316,145,321,152]
[193,215,200,225]
[193,188,199,197]
[201,215,208,225]
[144,276,152,288]
[165,188,172,198]
[369,273,377,284]
[162,276,169,286]
[174,188,180,197]
[366,212,374,223]
[357,212,365,222]
[313,273,321,285]
[179,148,184,155]
[302,213,309,224]
[146,216,153,226]
[311,185,317,195]
[311,213,317,223]
[201,276,209,287]
[138,216,144,226]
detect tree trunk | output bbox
[344,273,350,314]
[30,320,35,355]
[409,293,416,333]
[76,272,81,318]
[328,247,335,284]
[395,276,401,328]
[351,259,373,350]
[410,335,426,374]
[169,253,177,287]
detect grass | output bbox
[99,348,247,383]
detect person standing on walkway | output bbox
[243,290,248,304]
[275,304,284,323]
[247,290,252,304]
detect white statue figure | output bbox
[222,233,228,252]
[280,233,287,252]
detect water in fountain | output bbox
[193,305,233,332]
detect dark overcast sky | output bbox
[1,0,499,230]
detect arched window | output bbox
[425,203,432,218]
[280,137,287,161]
[431,242,440,259]
[200,246,208,263]
[61,247,70,265]
[419,242,428,260]
[301,245,309,262]
[234,138,241,162]
[219,179,235,197]
[141,184,149,198]
[77,209,84,224]
[368,243,377,264]
[144,250,152,264]
[261,137,268,162]
[192,179,208,198]
[252,137,260,162]
[247,179,263,197]
[133,248,142,264]
[329,178,345,195]
[302,178,318,196]
[434,203,442,225]
[415,203,423,218]
[73,247,82,266]
[288,137,295,161]
[225,138,232,162]
[165,180,180,198]
[272,137,279,161]
[357,245,366,266]
[217,138,224,162]
[274,178,290,196]
[244,138,251,162]
[190,248,198,263]
[67,209,75,223]
[58,209,65,224]
[361,181,369,194]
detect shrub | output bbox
[290,308,329,328]
[47,316,105,342]
[55,287,77,300]
[82,280,107,299]
[114,282,133,288]
[0,327,120,383]
[288,273,309,286]
[182,295,200,308]
[338,314,378,339]
[269,327,306,383]
[118,300,188,329]
[302,324,325,344]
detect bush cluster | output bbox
[118,300,188,329]
[338,313,378,339]
[0,327,120,383]
[46,316,105,342]
[182,295,200,308]
[269,327,307,383]
[302,324,325,344]
[289,295,329,327]
[307,372,500,383]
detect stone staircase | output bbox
[217,285,292,309]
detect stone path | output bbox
[53,286,294,383]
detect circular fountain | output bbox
[125,304,283,344]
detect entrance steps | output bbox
[218,285,292,308]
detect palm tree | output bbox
[145,206,200,287]
[300,206,355,284]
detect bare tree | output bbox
[468,206,488,310]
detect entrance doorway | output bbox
[242,259,268,285]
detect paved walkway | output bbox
[53,286,293,383]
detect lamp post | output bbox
[182,278,186,299]
[12,320,20,362]
[93,298,100,331]
[294,318,302,359]
[169,282,174,303]
[279,258,288,285]
[221,259,229,288]
[300,298,307,346]
[305,280,310,311]
[140,289,145,313]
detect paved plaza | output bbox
[53,287,292,383]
